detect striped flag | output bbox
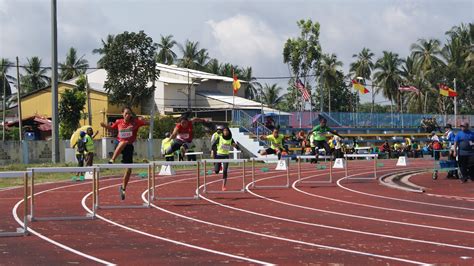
[398,85,419,93]
[232,69,241,95]
[439,84,457,97]
[296,79,310,101]
[351,79,369,94]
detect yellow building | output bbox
[20,81,138,139]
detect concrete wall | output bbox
[0,138,213,166]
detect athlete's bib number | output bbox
[178,133,189,140]
[118,129,133,139]
[221,144,232,151]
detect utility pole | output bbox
[2,71,6,141]
[51,0,59,163]
[16,57,22,141]
[453,78,457,127]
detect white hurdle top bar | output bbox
[151,161,199,166]
[0,171,28,178]
[27,166,97,173]
[297,155,332,159]
[344,154,378,158]
[94,163,150,169]
[204,159,247,163]
[184,152,203,156]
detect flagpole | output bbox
[453,78,457,127]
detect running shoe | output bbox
[221,186,227,191]
[119,186,126,200]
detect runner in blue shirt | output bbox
[453,122,474,183]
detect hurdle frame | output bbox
[296,155,333,184]
[250,157,290,189]
[94,163,152,210]
[344,154,378,180]
[27,167,96,222]
[0,171,29,237]
[202,159,247,193]
[184,151,204,161]
[151,160,200,200]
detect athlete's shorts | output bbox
[121,144,134,164]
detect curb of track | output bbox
[379,169,428,193]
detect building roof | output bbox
[197,92,291,116]
[68,63,237,92]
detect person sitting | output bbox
[264,116,275,131]
[380,140,392,159]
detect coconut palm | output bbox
[59,47,89,81]
[410,38,444,77]
[350,48,375,112]
[373,51,403,111]
[206,58,220,74]
[400,55,427,113]
[155,34,177,65]
[240,67,261,100]
[21,57,50,93]
[178,40,204,69]
[259,83,285,109]
[92,34,115,68]
[195,49,210,71]
[319,53,343,113]
[1,58,13,96]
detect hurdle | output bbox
[296,155,333,184]
[94,163,152,209]
[0,171,29,237]
[151,160,200,200]
[184,151,204,161]
[250,157,290,189]
[344,154,378,180]
[27,167,96,222]
[202,159,247,193]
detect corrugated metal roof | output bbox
[197,92,291,115]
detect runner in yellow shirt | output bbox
[259,128,289,159]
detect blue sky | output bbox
[1,0,472,104]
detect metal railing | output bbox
[233,110,271,146]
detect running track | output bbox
[1,159,473,265]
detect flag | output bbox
[351,79,369,94]
[439,84,457,97]
[398,85,419,93]
[295,78,311,101]
[232,69,241,95]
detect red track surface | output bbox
[1,158,473,265]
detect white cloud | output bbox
[206,14,282,67]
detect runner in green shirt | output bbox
[309,118,343,162]
[259,128,289,159]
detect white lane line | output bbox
[81,175,273,265]
[247,168,474,235]
[12,181,115,265]
[292,169,474,222]
[138,187,428,265]
[426,193,474,201]
[337,177,474,211]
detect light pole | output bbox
[185,77,208,111]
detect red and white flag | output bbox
[296,79,311,101]
[398,85,419,93]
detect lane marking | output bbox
[139,186,427,265]
[293,169,474,222]
[81,174,273,265]
[337,177,474,211]
[12,181,115,265]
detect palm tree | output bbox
[350,48,375,112]
[319,53,343,113]
[92,34,115,68]
[178,40,203,69]
[400,55,426,113]
[410,38,444,76]
[59,47,89,81]
[21,57,50,93]
[1,58,13,96]
[260,83,285,109]
[410,39,444,113]
[206,58,220,74]
[240,67,261,101]
[195,49,210,71]
[155,34,177,65]
[373,51,403,111]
